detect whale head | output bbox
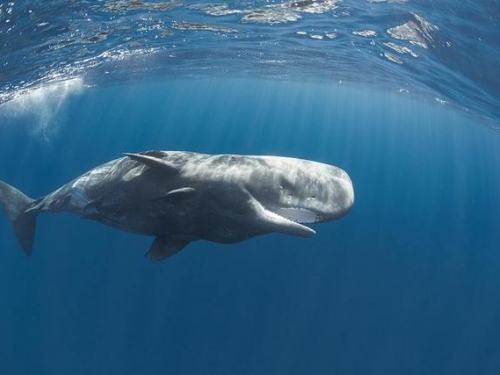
[244,156,354,236]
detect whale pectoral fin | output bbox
[124,153,179,174]
[146,235,192,261]
[151,187,196,203]
[150,187,197,204]
[166,187,196,198]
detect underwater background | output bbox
[1,1,500,374]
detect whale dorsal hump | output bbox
[124,152,179,174]
[146,235,192,261]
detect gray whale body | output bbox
[0,151,354,260]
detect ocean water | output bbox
[1,1,500,375]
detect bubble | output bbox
[0,78,84,141]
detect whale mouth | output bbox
[261,206,316,237]
[271,207,321,224]
[246,190,316,238]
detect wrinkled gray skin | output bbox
[0,151,354,260]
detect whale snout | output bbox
[300,167,354,222]
[262,167,354,226]
[327,171,354,219]
[339,172,355,211]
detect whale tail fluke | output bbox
[0,180,37,256]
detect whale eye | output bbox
[280,177,295,192]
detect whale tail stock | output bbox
[0,180,38,256]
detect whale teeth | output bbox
[272,207,320,224]
[248,193,315,238]
[259,206,316,238]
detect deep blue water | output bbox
[1,79,500,374]
[1,1,500,374]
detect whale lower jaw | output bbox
[253,200,316,237]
